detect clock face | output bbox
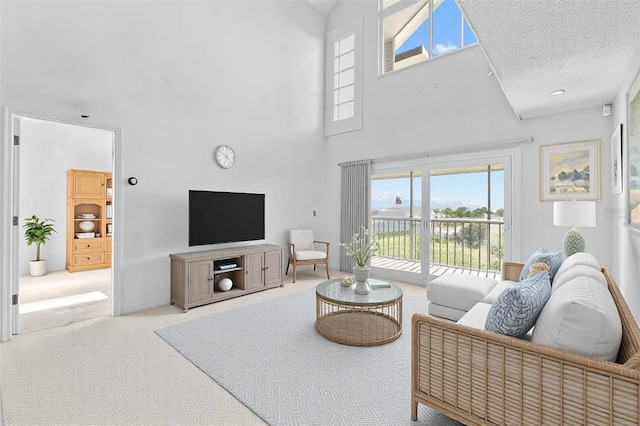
[215,145,236,169]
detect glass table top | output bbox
[315,279,403,305]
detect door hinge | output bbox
[13,216,19,226]
[13,135,19,146]
[12,294,18,305]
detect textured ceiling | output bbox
[312,0,640,120]
[458,0,640,119]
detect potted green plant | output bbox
[23,215,56,277]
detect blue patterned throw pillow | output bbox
[485,271,551,337]
[519,247,563,282]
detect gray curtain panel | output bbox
[339,159,370,272]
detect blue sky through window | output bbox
[371,171,504,212]
[395,0,477,57]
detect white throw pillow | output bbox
[531,275,622,361]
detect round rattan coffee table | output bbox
[315,279,403,346]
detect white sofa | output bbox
[412,253,640,425]
[427,252,622,360]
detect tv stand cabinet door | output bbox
[264,249,282,286]
[244,253,264,289]
[187,260,215,305]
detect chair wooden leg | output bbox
[285,261,290,275]
[292,265,296,283]
[326,264,330,279]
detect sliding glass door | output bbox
[369,151,513,284]
[370,161,429,283]
[428,158,510,279]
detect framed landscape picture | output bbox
[612,124,623,195]
[627,70,640,228]
[540,139,600,201]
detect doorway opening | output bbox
[15,116,115,334]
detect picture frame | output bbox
[627,70,640,227]
[540,139,600,201]
[612,123,623,195]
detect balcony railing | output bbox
[371,216,504,273]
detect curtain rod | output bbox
[367,136,534,165]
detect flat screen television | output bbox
[189,190,265,246]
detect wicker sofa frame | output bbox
[411,262,640,425]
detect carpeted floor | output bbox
[156,288,461,426]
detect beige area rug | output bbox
[156,288,462,426]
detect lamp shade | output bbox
[553,201,596,228]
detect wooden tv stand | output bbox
[170,244,283,312]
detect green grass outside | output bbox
[374,232,503,271]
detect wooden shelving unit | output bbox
[170,244,283,312]
[66,169,113,272]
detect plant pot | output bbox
[29,260,47,277]
[352,266,370,294]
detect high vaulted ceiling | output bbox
[458,0,640,119]
[310,0,640,120]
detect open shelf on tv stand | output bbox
[169,244,283,312]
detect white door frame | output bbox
[1,107,123,341]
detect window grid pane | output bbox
[332,32,357,121]
[338,102,354,120]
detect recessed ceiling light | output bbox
[551,90,565,95]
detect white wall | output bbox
[322,2,613,274]
[611,44,640,320]
[1,0,634,319]
[1,1,327,314]
[18,117,112,275]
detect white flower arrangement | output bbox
[339,226,379,268]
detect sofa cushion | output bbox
[551,252,604,292]
[427,302,468,322]
[485,272,551,337]
[481,280,519,304]
[427,274,497,312]
[458,302,493,329]
[552,264,607,293]
[531,274,622,362]
[520,247,563,282]
[554,252,601,277]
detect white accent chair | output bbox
[286,229,330,283]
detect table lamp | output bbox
[553,200,596,256]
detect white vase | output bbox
[352,267,370,294]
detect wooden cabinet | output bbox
[170,244,283,312]
[245,250,283,289]
[66,169,113,272]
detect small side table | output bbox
[315,279,403,346]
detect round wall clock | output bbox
[214,145,236,169]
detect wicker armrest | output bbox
[501,261,525,281]
[411,313,640,425]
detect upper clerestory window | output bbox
[380,0,477,74]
